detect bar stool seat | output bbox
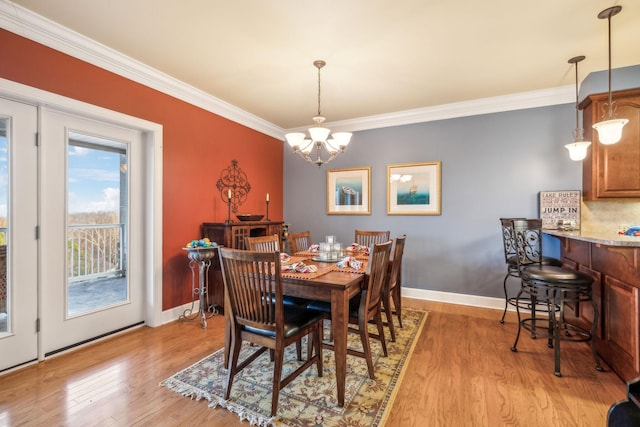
[522,265,593,284]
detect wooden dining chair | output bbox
[218,247,324,416]
[382,235,406,342]
[245,232,308,357]
[307,240,392,379]
[246,234,280,252]
[288,230,312,254]
[354,229,390,248]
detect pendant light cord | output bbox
[607,13,613,118]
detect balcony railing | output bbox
[67,224,125,282]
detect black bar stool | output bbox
[509,219,604,377]
[499,218,562,323]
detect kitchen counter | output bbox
[543,228,640,247]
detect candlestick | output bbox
[265,200,270,221]
[226,194,232,223]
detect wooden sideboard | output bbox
[547,231,640,381]
[200,221,284,311]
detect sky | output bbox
[68,144,122,214]
[0,137,123,218]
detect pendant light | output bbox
[592,6,628,145]
[565,56,591,161]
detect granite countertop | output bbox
[543,228,640,247]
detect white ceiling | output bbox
[5,0,640,131]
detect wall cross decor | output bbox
[216,160,251,214]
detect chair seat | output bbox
[521,265,593,285]
[243,305,325,339]
[307,294,362,319]
[283,296,312,307]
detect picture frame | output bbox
[387,161,441,215]
[327,167,371,215]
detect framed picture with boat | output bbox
[387,161,441,215]
[327,167,371,215]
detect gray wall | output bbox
[283,103,581,299]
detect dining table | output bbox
[222,250,369,407]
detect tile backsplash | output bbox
[581,200,640,232]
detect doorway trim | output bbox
[0,77,163,330]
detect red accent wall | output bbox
[0,29,284,311]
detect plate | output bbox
[312,256,340,263]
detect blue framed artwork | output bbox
[387,161,441,215]
[327,167,371,215]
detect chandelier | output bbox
[285,60,352,167]
[564,56,591,161]
[591,6,628,145]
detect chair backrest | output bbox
[288,231,312,254]
[500,218,525,264]
[218,247,282,334]
[355,230,390,248]
[363,240,392,312]
[246,234,280,252]
[512,218,544,269]
[387,235,406,292]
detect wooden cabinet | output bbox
[200,221,284,310]
[558,236,640,381]
[581,88,640,200]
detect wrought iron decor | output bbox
[216,160,251,214]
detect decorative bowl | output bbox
[236,214,264,222]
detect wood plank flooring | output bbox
[0,299,625,426]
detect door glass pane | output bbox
[67,132,128,317]
[0,119,7,333]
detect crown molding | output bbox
[1,1,573,140]
[289,85,575,134]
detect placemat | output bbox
[281,255,310,265]
[329,261,368,274]
[281,267,332,280]
[344,251,369,260]
[292,251,318,259]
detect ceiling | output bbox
[5,0,640,131]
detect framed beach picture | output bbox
[327,167,371,215]
[387,161,441,215]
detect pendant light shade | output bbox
[592,6,627,145]
[592,118,628,145]
[564,56,591,161]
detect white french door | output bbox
[0,78,161,372]
[0,97,39,371]
[40,108,145,356]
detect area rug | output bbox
[160,308,427,426]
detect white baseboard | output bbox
[161,301,201,325]
[402,287,506,311]
[159,288,510,326]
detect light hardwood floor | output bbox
[0,299,625,426]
